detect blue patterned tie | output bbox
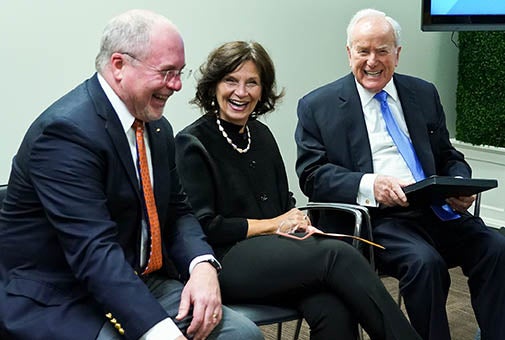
[374,90,460,221]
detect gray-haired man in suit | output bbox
[295,8,505,340]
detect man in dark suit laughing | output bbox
[0,9,260,340]
[295,8,505,340]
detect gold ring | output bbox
[212,313,218,319]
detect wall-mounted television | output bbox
[421,0,505,31]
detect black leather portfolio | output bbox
[403,176,498,206]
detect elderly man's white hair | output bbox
[346,8,402,48]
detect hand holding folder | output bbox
[403,176,498,206]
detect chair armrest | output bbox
[297,202,375,268]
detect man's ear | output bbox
[395,46,402,67]
[110,52,126,80]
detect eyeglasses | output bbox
[121,52,192,83]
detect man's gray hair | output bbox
[95,9,171,73]
[346,8,402,48]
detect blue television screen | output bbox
[422,0,505,31]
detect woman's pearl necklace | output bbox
[216,117,251,154]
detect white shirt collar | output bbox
[354,77,399,107]
[97,73,137,133]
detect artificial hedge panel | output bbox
[456,31,505,148]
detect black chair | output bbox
[226,202,371,340]
[226,304,303,340]
[304,202,374,340]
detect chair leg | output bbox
[293,319,303,340]
[275,319,302,340]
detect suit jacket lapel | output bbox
[339,74,374,173]
[87,74,139,192]
[394,75,436,175]
[87,74,170,228]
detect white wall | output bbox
[0,0,459,203]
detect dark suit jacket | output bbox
[0,74,213,340]
[295,73,471,228]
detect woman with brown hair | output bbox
[175,40,420,340]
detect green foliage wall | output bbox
[456,31,505,147]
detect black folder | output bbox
[403,176,498,206]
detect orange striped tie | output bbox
[133,119,162,274]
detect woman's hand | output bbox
[276,208,312,233]
[247,208,313,237]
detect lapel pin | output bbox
[156,128,161,133]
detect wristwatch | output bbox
[203,258,222,274]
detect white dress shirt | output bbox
[355,78,416,207]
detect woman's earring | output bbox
[211,99,219,115]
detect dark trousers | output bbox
[373,210,505,340]
[219,235,421,340]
